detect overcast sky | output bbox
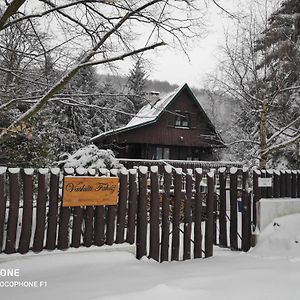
[133,1,244,88]
[97,0,280,89]
[110,0,244,89]
[147,3,233,88]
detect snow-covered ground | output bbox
[1,214,300,300]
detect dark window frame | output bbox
[174,111,191,128]
[156,146,170,160]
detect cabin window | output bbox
[174,111,191,128]
[156,147,163,159]
[156,147,170,160]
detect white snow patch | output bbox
[164,165,172,173]
[251,214,300,260]
[87,168,96,176]
[64,168,74,175]
[207,171,214,178]
[110,169,119,176]
[139,166,148,174]
[57,145,123,170]
[8,168,20,174]
[24,168,34,175]
[175,168,182,175]
[0,166,7,174]
[252,168,261,175]
[218,167,226,173]
[195,168,203,175]
[187,169,193,175]
[230,167,238,174]
[38,168,49,175]
[129,169,137,175]
[258,198,300,231]
[242,166,248,173]
[75,167,86,175]
[50,168,60,175]
[120,168,128,175]
[150,166,159,173]
[99,168,109,175]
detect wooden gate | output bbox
[0,165,254,261]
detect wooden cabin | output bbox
[91,83,224,161]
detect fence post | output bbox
[136,166,148,259]
[273,170,280,198]
[229,167,238,250]
[194,168,203,258]
[260,170,267,198]
[32,168,48,252]
[266,170,273,198]
[46,168,60,250]
[70,167,83,248]
[291,171,297,198]
[0,167,7,253]
[297,171,300,198]
[83,168,96,247]
[252,169,261,229]
[171,168,182,261]
[241,168,251,252]
[218,167,227,248]
[18,168,34,254]
[93,168,108,246]
[161,166,171,262]
[126,169,138,245]
[205,171,215,258]
[280,170,286,197]
[183,169,193,261]
[149,166,160,262]
[286,170,292,198]
[5,168,20,254]
[116,168,128,244]
[105,169,118,245]
[57,168,73,250]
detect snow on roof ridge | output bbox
[91,84,185,141]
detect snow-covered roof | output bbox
[91,84,184,142]
[91,83,221,144]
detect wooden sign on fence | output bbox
[258,177,273,187]
[62,176,119,207]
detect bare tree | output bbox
[212,0,300,169]
[0,0,209,139]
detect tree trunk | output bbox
[259,99,268,169]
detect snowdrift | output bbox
[251,213,300,260]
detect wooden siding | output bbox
[101,89,220,148]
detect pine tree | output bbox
[127,60,148,113]
[216,1,300,168]
[254,0,300,168]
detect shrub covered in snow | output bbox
[56,145,123,169]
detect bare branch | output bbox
[211,0,239,20]
[0,66,48,86]
[0,0,165,138]
[263,134,300,156]
[267,115,300,144]
[79,41,165,67]
[0,0,26,31]
[225,139,260,146]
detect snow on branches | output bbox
[56,145,123,170]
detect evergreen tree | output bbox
[215,1,300,168]
[127,60,148,113]
[255,0,300,168]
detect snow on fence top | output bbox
[119,158,243,170]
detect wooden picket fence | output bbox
[252,169,300,228]
[4,165,298,261]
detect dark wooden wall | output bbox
[101,89,220,148]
